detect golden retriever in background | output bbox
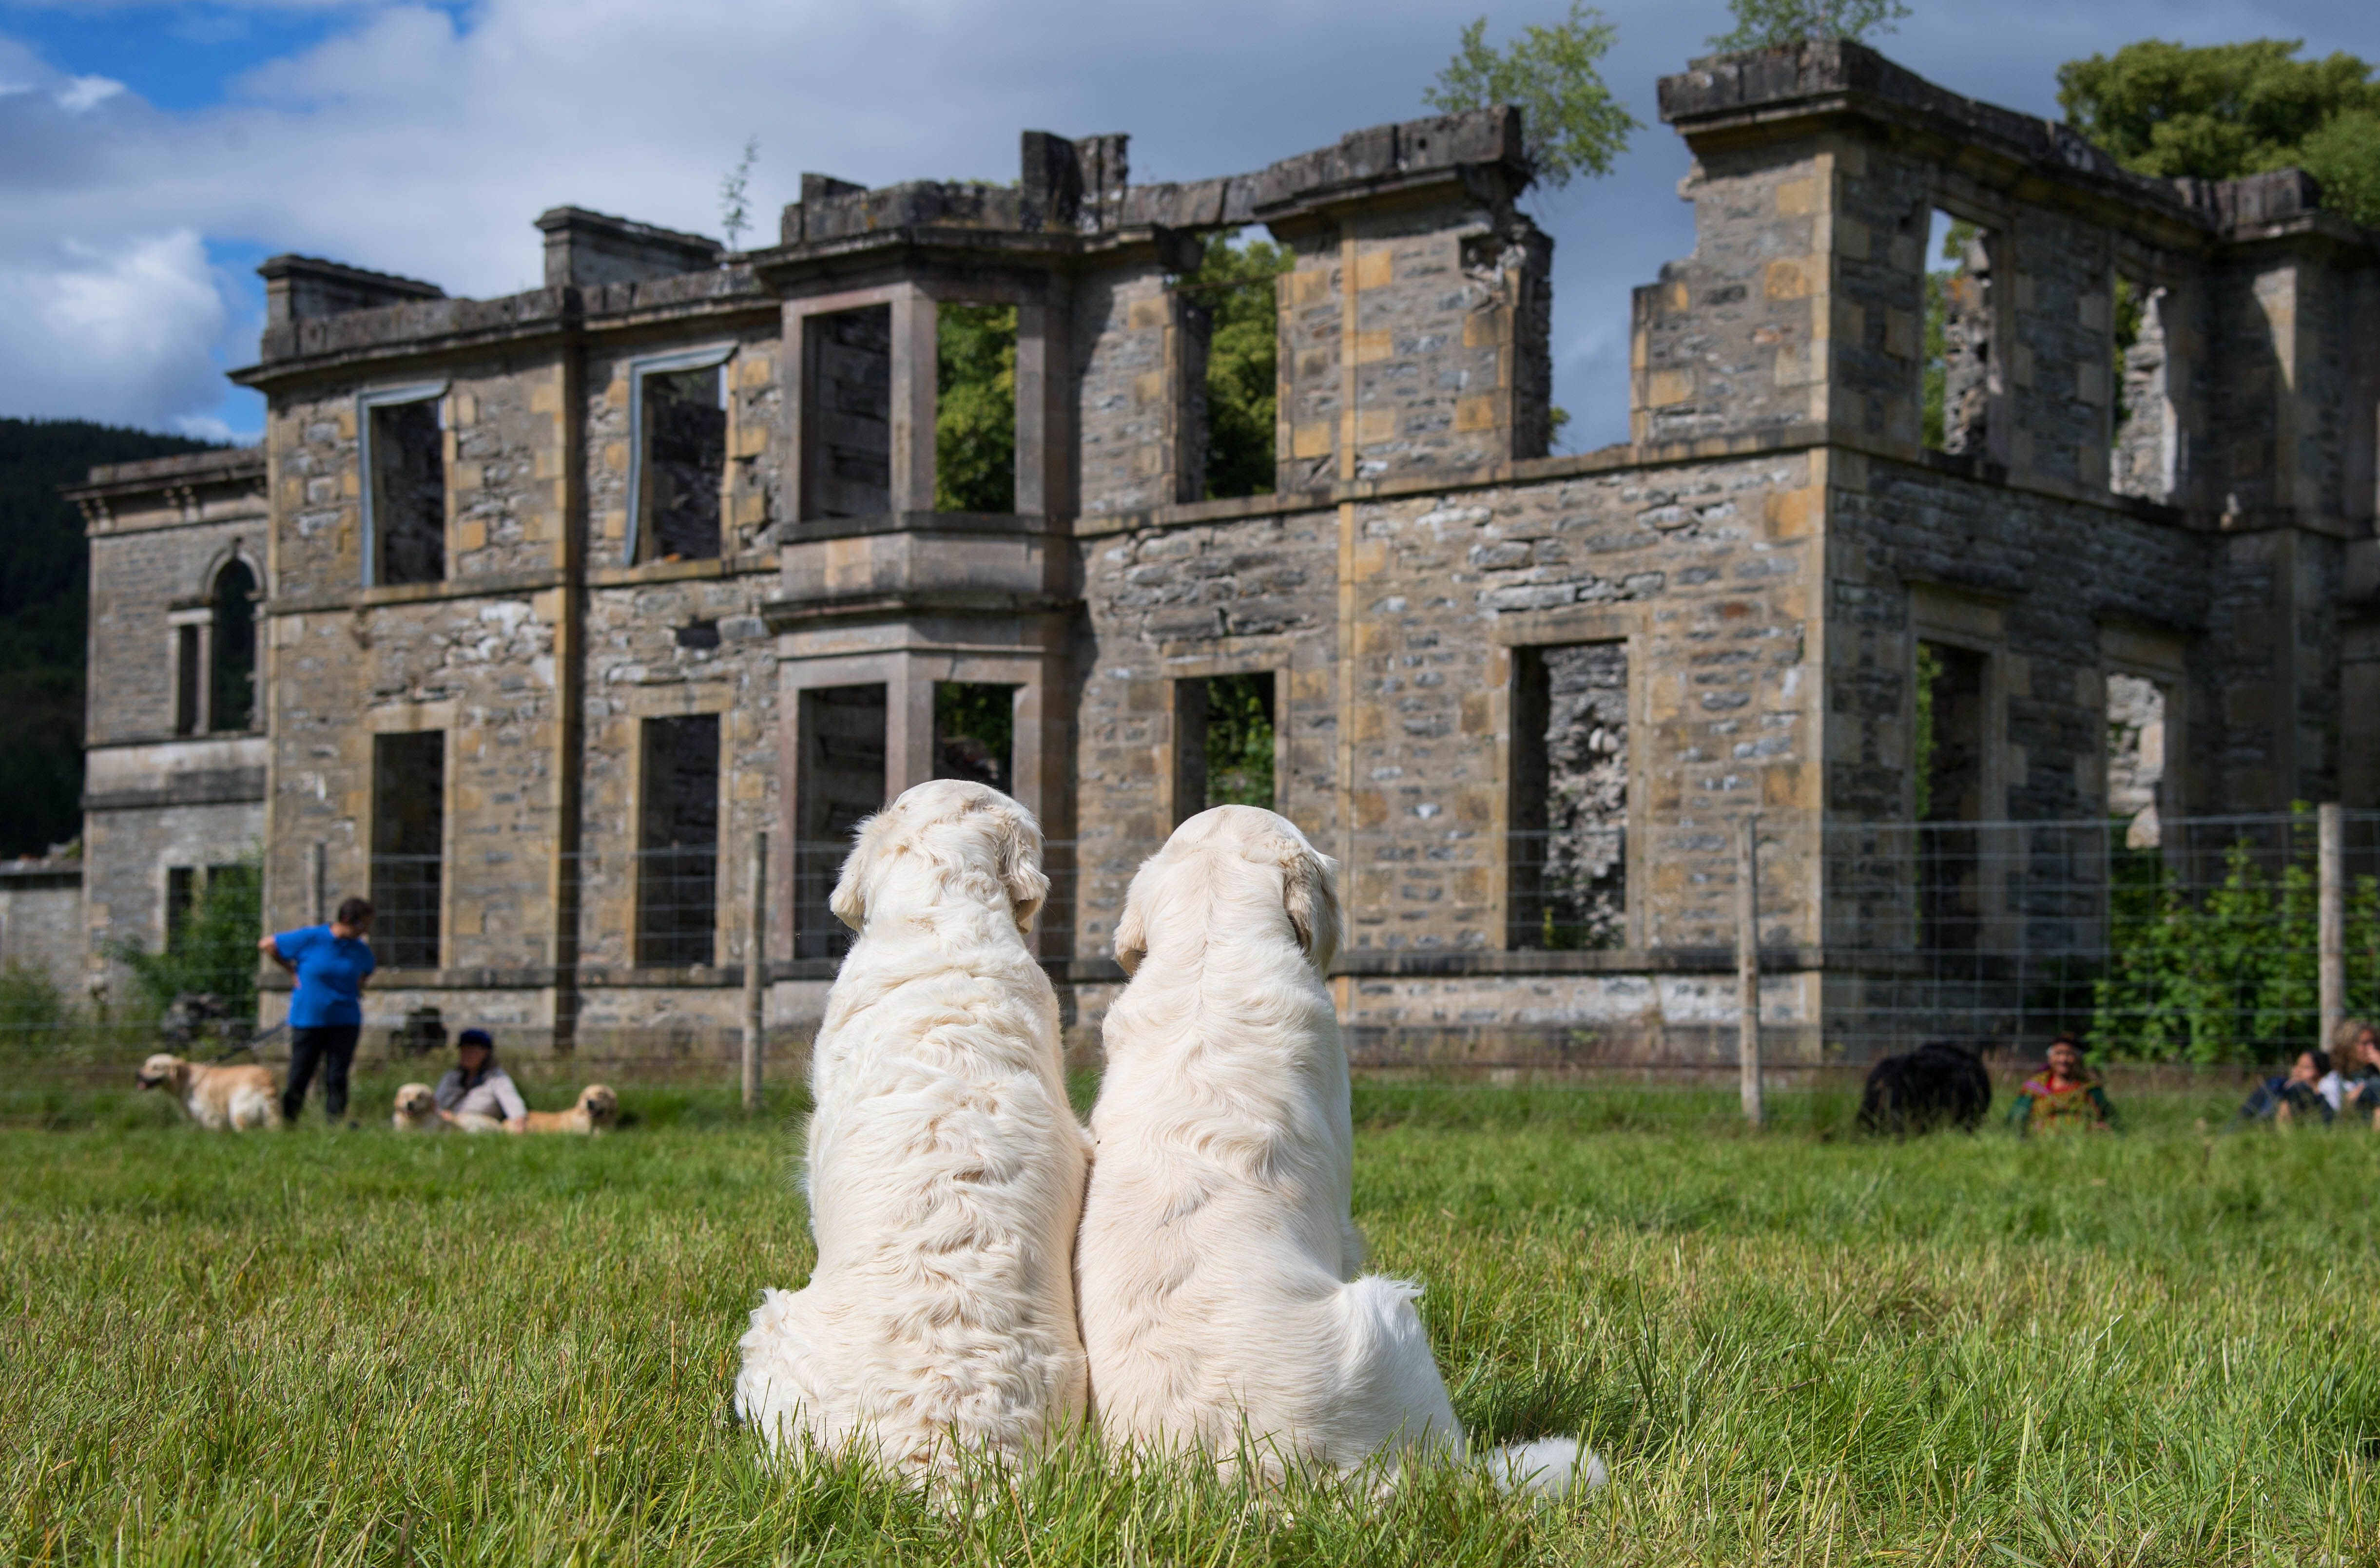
[735,779,1091,1483]
[135,1053,281,1130]
[522,1084,619,1134]
[1076,806,1600,1496]
[391,1082,443,1131]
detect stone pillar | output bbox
[889,286,937,514]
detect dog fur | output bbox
[391,1082,443,1131]
[1857,1042,1992,1135]
[735,779,1091,1479]
[1076,806,1599,1495]
[523,1084,619,1134]
[136,1052,281,1130]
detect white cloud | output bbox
[0,0,2370,441]
[55,73,125,112]
[0,229,227,429]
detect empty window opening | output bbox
[1921,210,1993,456]
[1182,232,1290,500]
[369,398,446,585]
[803,306,892,520]
[1509,643,1628,951]
[209,560,256,732]
[1915,641,1988,956]
[371,731,445,968]
[174,625,201,736]
[796,684,887,959]
[2110,270,2175,500]
[1173,672,1277,822]
[2106,672,2169,850]
[640,366,725,562]
[934,683,1016,796]
[637,714,721,967]
[937,304,1016,513]
[165,866,197,950]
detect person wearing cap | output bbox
[433,1029,528,1133]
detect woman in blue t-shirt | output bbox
[259,897,378,1124]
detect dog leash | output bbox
[209,1022,287,1064]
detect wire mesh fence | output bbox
[4,809,2375,1072]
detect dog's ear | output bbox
[828,811,887,932]
[1112,893,1147,975]
[987,797,1049,930]
[1278,838,1341,972]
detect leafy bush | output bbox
[0,961,69,1053]
[2090,822,2380,1063]
[105,860,262,1023]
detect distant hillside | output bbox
[0,418,227,860]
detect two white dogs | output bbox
[737,784,1592,1494]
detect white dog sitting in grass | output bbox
[1076,806,1600,1495]
[735,780,1092,1480]
[136,1053,281,1130]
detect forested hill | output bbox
[0,418,226,860]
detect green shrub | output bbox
[2090,817,2380,1063]
[0,962,69,1053]
[104,859,261,1023]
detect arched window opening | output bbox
[210,559,256,732]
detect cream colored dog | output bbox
[735,780,1091,1480]
[1077,806,1598,1494]
[136,1053,281,1130]
[391,1082,443,1130]
[523,1084,619,1134]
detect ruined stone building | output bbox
[46,41,2380,1063]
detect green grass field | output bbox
[6,1075,2380,1565]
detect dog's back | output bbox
[1858,1042,1992,1134]
[1080,807,1521,1481]
[734,781,1088,1477]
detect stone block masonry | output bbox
[35,39,2369,1066]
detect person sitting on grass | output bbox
[2233,1049,2333,1128]
[2332,1019,2380,1128]
[2008,1034,2117,1136]
[433,1028,527,1133]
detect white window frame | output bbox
[623,344,736,566]
[357,381,449,588]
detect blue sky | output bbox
[1,0,2372,448]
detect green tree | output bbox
[1201,673,1276,809]
[2058,39,2380,228]
[1710,0,1910,51]
[1178,234,1294,500]
[0,419,223,858]
[106,860,262,1022]
[935,305,1016,513]
[1425,2,1640,190]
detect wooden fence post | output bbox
[743,831,768,1115]
[2320,803,2344,1054]
[1738,813,1764,1127]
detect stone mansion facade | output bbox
[32,41,2380,1064]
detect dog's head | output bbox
[829,778,1048,937]
[392,1083,437,1121]
[135,1053,188,1091]
[1114,805,1340,976]
[579,1084,619,1127]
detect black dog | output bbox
[1858,1041,1992,1134]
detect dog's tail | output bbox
[1480,1434,1606,1497]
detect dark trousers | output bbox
[283,1025,362,1121]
